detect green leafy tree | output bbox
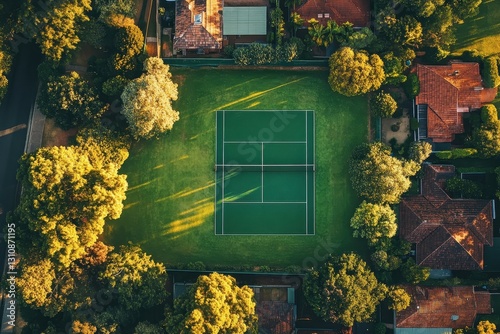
[0,49,12,101]
[304,253,388,327]
[350,201,397,247]
[476,320,496,334]
[350,142,419,204]
[343,27,377,50]
[114,24,144,56]
[401,258,430,284]
[121,57,179,140]
[328,47,385,96]
[134,321,163,334]
[371,250,402,271]
[166,272,258,334]
[94,0,136,22]
[33,0,92,61]
[37,71,106,130]
[472,104,500,157]
[99,245,168,311]
[71,320,98,334]
[381,15,423,48]
[408,141,432,164]
[15,144,127,268]
[387,287,411,312]
[371,91,398,118]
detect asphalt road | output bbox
[0,43,41,226]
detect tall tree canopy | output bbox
[350,142,419,204]
[350,201,398,247]
[30,0,92,61]
[166,272,258,334]
[304,253,387,327]
[121,57,179,140]
[328,47,385,96]
[99,245,168,311]
[37,71,106,129]
[15,143,127,268]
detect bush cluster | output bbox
[233,40,304,65]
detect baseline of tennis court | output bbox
[215,110,315,235]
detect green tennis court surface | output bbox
[215,110,315,235]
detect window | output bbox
[194,13,202,24]
[317,13,323,18]
[324,13,330,18]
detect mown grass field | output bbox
[452,0,500,58]
[452,0,500,109]
[103,69,369,268]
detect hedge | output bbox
[436,148,478,160]
[482,56,500,88]
[233,40,304,66]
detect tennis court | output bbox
[215,110,315,235]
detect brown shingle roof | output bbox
[396,286,491,329]
[295,0,370,27]
[415,63,498,143]
[399,164,494,270]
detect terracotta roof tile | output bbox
[174,0,222,50]
[295,0,370,27]
[416,63,487,143]
[399,164,494,270]
[396,286,491,329]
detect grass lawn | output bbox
[452,0,500,58]
[103,69,369,268]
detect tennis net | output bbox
[215,164,315,172]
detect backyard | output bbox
[103,69,369,268]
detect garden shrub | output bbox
[233,41,303,65]
[482,56,500,88]
[436,148,477,159]
[445,177,482,199]
[436,151,453,159]
[410,117,419,131]
[403,73,420,99]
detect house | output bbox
[414,62,498,150]
[395,285,491,333]
[294,0,370,27]
[399,164,494,270]
[174,0,222,54]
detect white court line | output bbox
[222,110,225,235]
[214,111,218,235]
[305,111,308,234]
[223,202,307,204]
[223,141,307,144]
[261,142,264,203]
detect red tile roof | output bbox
[396,286,491,329]
[295,0,370,27]
[415,63,498,143]
[399,164,494,270]
[174,0,222,50]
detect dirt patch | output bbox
[381,109,411,145]
[42,118,78,147]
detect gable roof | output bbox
[399,164,494,270]
[295,0,370,27]
[396,286,491,329]
[415,63,493,143]
[174,0,222,50]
